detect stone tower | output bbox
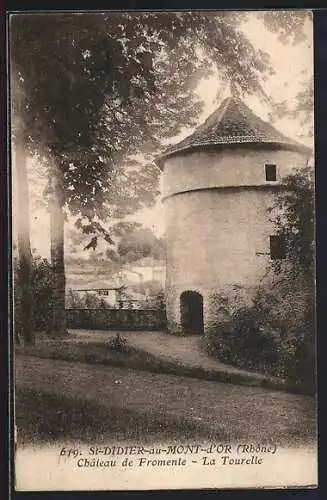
[156,96,312,336]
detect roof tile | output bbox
[158,97,311,164]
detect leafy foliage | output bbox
[14,256,54,335]
[267,77,313,139]
[9,11,280,337]
[105,333,129,353]
[259,10,312,46]
[271,166,315,282]
[11,12,273,237]
[204,289,315,392]
[291,79,314,136]
[65,289,110,309]
[260,10,313,138]
[66,223,165,269]
[117,227,165,263]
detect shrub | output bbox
[14,255,55,335]
[204,290,316,391]
[105,333,129,353]
[279,301,316,387]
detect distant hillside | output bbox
[65,255,165,290]
[65,257,120,289]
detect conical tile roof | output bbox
[157,97,311,167]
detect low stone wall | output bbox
[66,308,167,331]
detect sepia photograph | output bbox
[9,9,316,491]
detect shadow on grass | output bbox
[16,338,312,396]
[15,387,226,446]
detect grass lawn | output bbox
[15,339,245,387]
[15,354,317,447]
[15,333,309,394]
[15,387,228,446]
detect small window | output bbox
[265,164,277,181]
[270,235,286,260]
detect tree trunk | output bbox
[49,165,67,336]
[14,136,34,345]
[12,60,35,345]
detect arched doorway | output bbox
[180,291,204,335]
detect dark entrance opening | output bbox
[180,291,204,335]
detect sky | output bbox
[129,12,314,242]
[12,11,314,259]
